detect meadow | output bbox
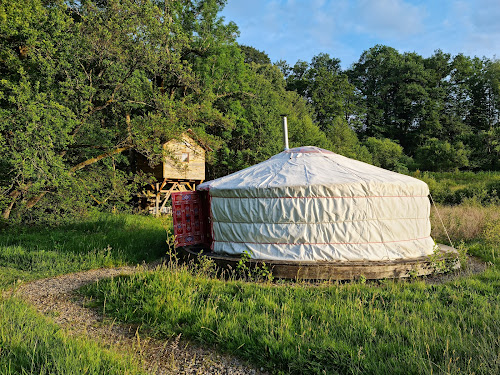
[1,184,499,374]
[412,171,500,205]
[0,214,168,288]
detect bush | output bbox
[412,171,500,205]
[415,138,470,171]
[365,137,408,171]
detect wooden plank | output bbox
[155,183,160,218]
[159,182,178,212]
[162,135,205,181]
[159,179,167,191]
[180,244,460,280]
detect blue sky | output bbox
[221,0,500,68]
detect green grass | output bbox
[412,171,500,205]
[80,203,500,375]
[0,297,145,374]
[2,208,499,374]
[81,243,500,375]
[0,213,169,288]
[0,213,168,374]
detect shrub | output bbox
[364,137,407,171]
[415,138,470,171]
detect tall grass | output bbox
[0,213,169,288]
[430,203,500,264]
[82,261,500,375]
[0,297,144,375]
[431,203,500,242]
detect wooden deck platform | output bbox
[180,244,460,280]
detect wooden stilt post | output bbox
[159,182,178,213]
[155,182,160,217]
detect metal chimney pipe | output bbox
[282,115,289,151]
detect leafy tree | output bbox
[364,137,408,172]
[348,45,436,153]
[464,58,500,169]
[415,138,469,171]
[239,45,271,65]
[285,54,370,162]
[1,0,339,221]
[208,62,333,177]
[0,0,240,221]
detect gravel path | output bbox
[9,263,267,375]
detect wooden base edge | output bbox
[180,244,460,280]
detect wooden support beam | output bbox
[155,182,160,217]
[159,182,178,213]
[159,179,167,191]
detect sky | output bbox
[220,0,500,68]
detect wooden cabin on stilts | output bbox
[133,129,211,216]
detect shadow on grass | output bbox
[0,213,170,287]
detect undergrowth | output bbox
[413,171,500,205]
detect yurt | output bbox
[197,146,436,266]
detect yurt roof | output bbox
[198,146,428,198]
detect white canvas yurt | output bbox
[198,146,435,262]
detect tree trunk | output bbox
[2,190,21,220]
[26,191,48,209]
[3,146,133,218]
[70,145,132,173]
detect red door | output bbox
[171,191,212,248]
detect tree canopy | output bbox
[1,1,499,222]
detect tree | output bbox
[239,45,271,65]
[0,0,241,221]
[208,62,333,177]
[365,137,407,171]
[415,138,469,171]
[285,54,370,162]
[1,0,340,221]
[348,45,436,154]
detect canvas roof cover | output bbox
[198,146,434,261]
